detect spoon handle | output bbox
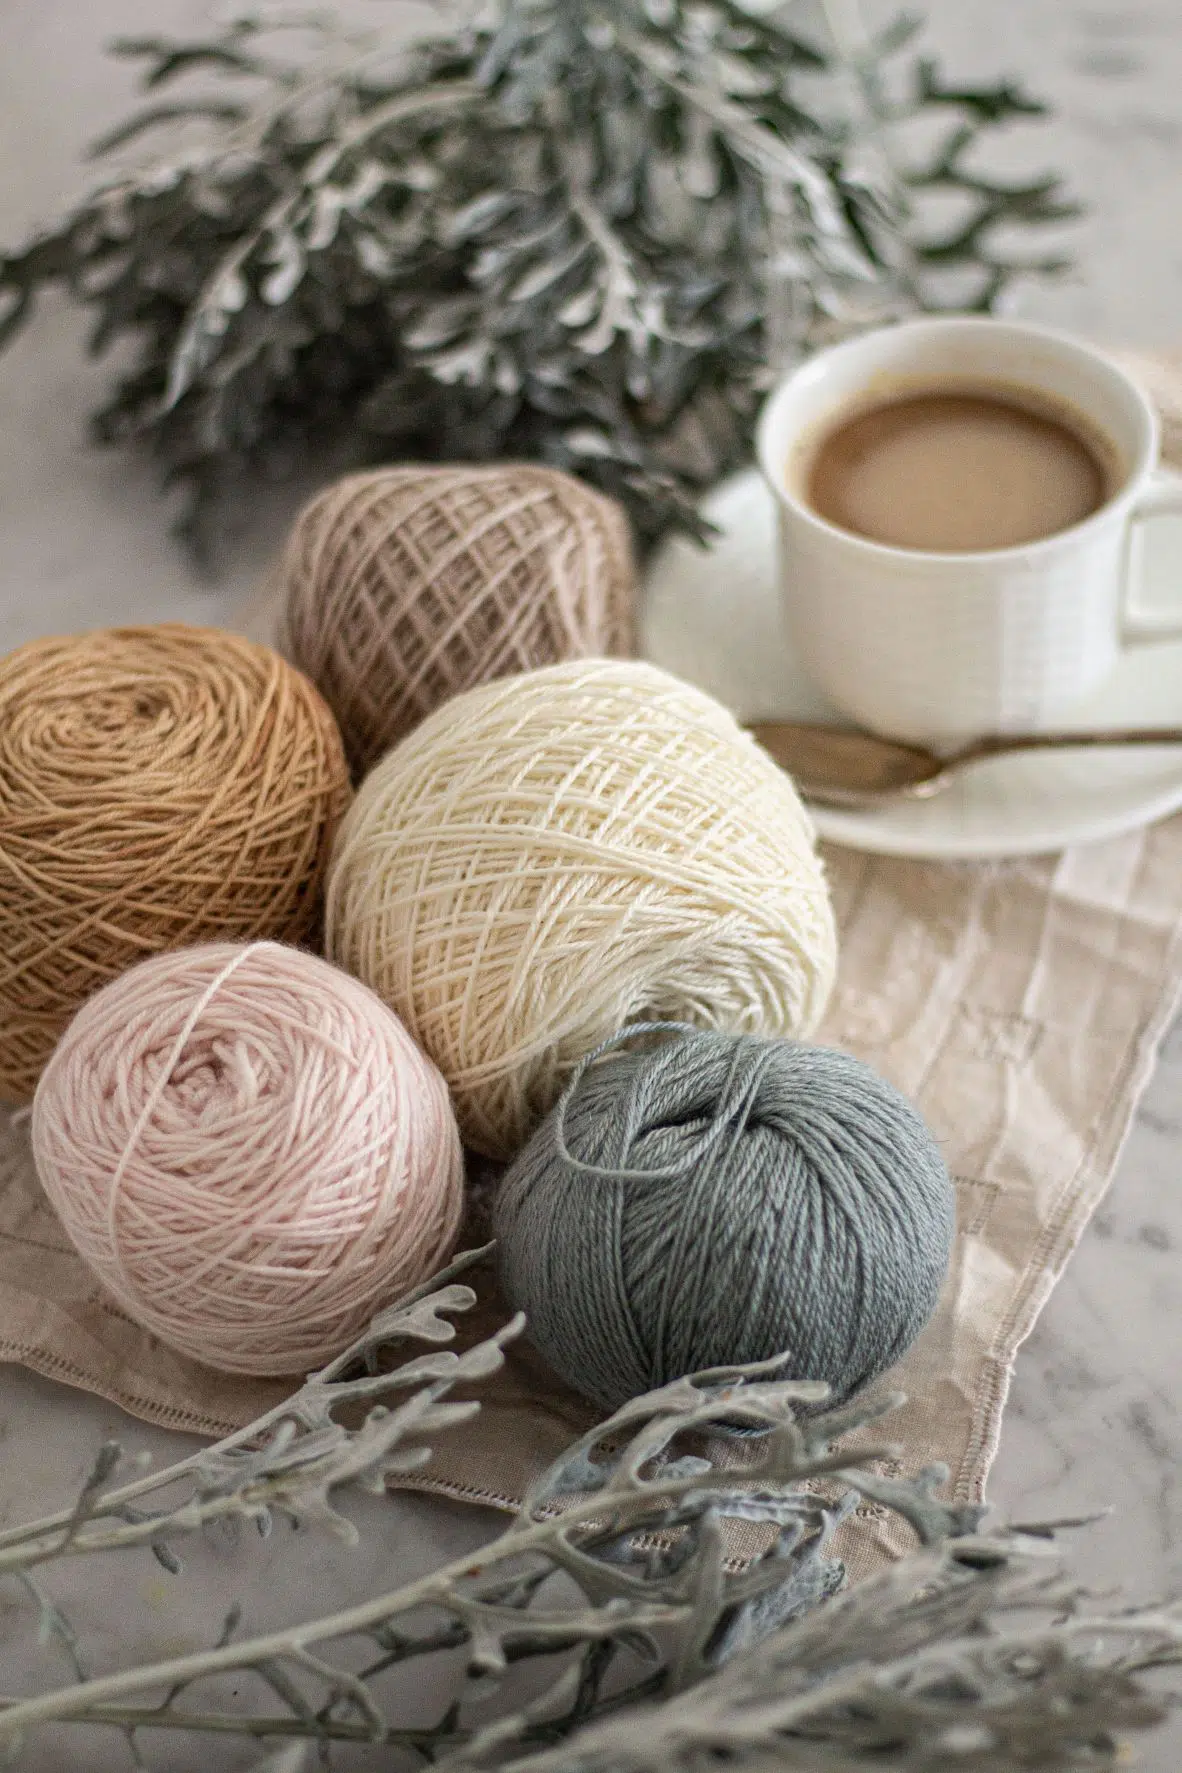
[965,726,1182,759]
[748,720,1182,812]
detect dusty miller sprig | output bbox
[0,1,1076,565]
[0,1246,517,1579]
[0,1248,913,1759]
[0,1249,1177,1769]
[492,1535,1182,1773]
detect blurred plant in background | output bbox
[0,0,1077,563]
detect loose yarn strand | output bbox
[104,944,256,1290]
[550,1022,766,1184]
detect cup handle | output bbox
[1120,468,1182,642]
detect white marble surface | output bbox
[1,2,1181,1767]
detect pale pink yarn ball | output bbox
[31,941,464,1375]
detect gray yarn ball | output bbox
[493,1026,955,1414]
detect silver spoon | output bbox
[747,720,1182,810]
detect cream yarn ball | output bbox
[32,941,464,1376]
[326,660,837,1158]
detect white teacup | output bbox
[755,316,1182,745]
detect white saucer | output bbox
[642,470,1182,860]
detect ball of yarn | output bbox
[278,464,636,775]
[32,941,464,1376]
[326,659,837,1159]
[494,1027,955,1413]
[0,625,351,1102]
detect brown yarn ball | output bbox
[0,625,351,1103]
[277,463,636,775]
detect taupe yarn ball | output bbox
[326,659,837,1160]
[278,463,636,775]
[0,625,351,1103]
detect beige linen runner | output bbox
[0,346,1179,1580]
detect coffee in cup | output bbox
[796,381,1121,554]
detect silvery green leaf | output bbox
[661,1455,713,1480]
[572,309,622,356]
[424,337,493,384]
[401,156,440,192]
[470,213,565,284]
[162,266,245,409]
[355,231,393,276]
[538,1451,612,1500]
[709,50,777,97]
[563,426,625,459]
[213,266,249,314]
[95,188,134,240]
[642,159,697,244]
[584,20,616,51]
[305,187,342,250]
[567,423,623,457]
[339,159,387,210]
[260,231,304,303]
[135,161,186,196]
[403,297,481,350]
[443,190,519,244]
[558,285,601,328]
[627,360,651,400]
[679,115,720,199]
[636,35,679,78]
[469,242,515,283]
[713,1491,832,1524]
[302,142,339,185]
[509,244,588,303]
[494,351,521,394]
